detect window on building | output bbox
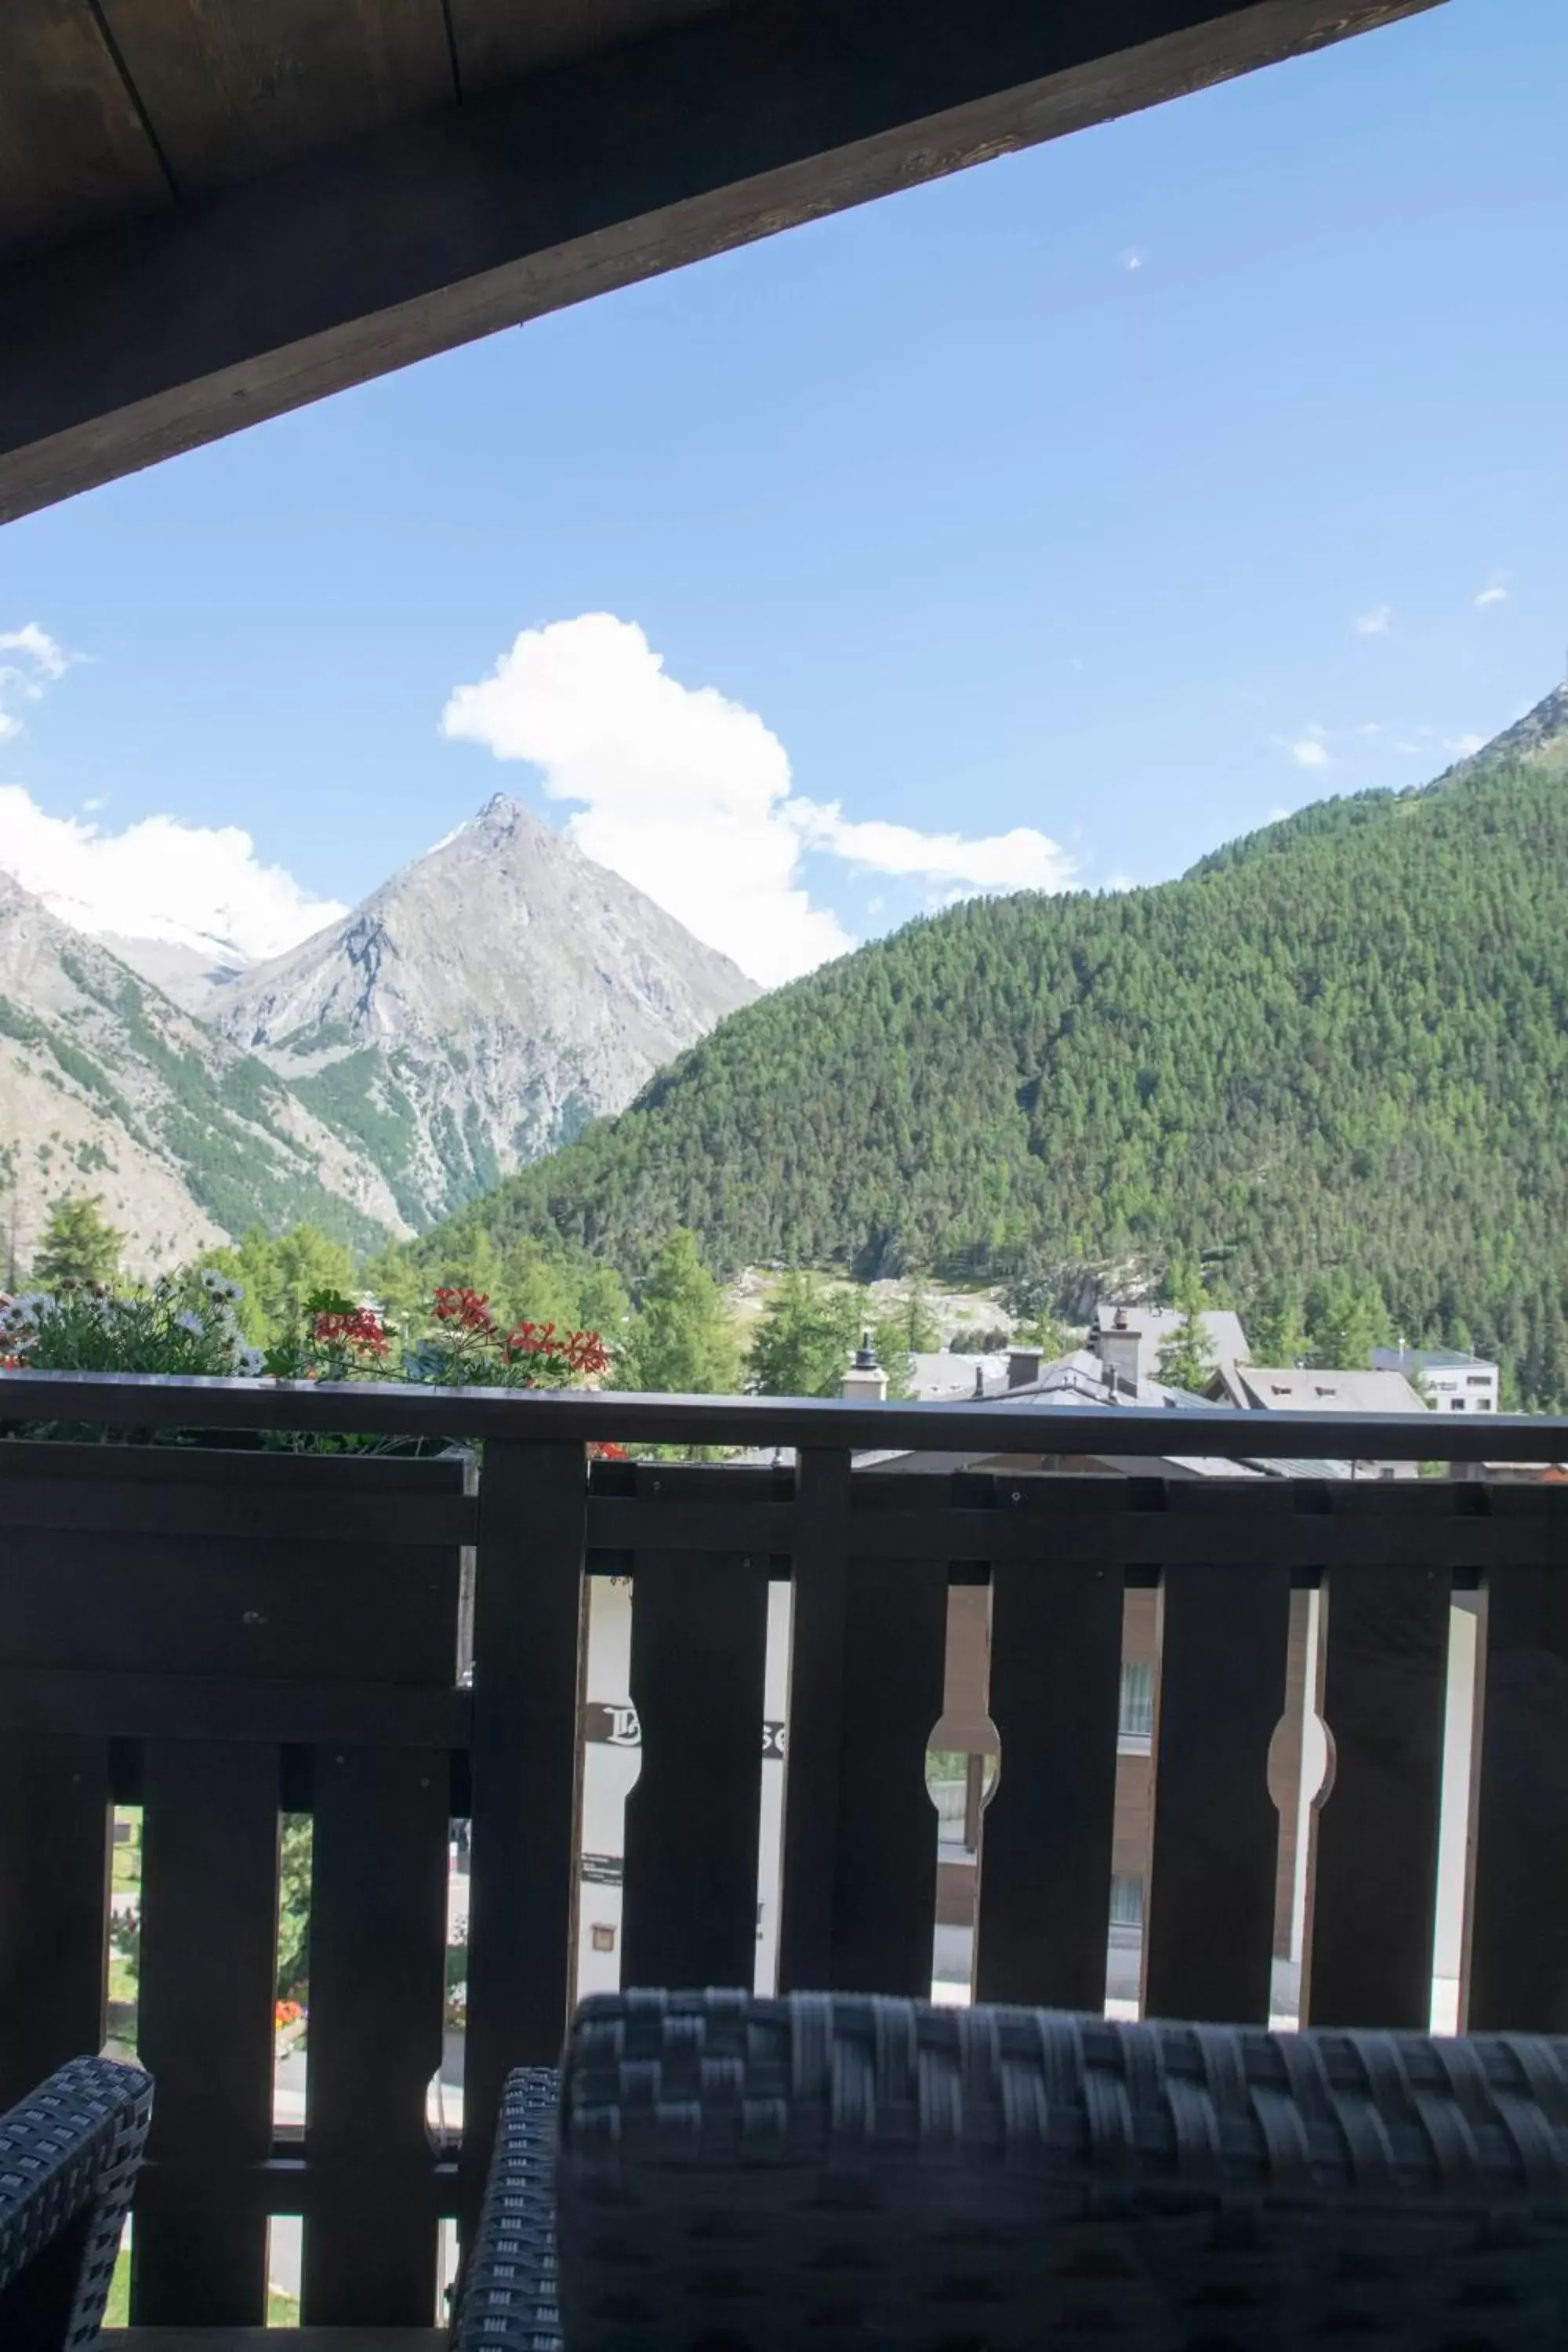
[1109,1875,1144,1929]
[1467,1374,1491,1388]
[1450,1398,1465,1410]
[1479,1398,1494,1411]
[1119,1661,1154,1744]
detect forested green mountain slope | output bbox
[423,688,1568,1403]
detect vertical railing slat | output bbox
[777,1448,851,1992]
[461,1440,586,2216]
[1465,1494,1568,2029]
[779,1457,948,1994]
[1304,1550,1450,2027]
[976,1543,1123,2010]
[302,1744,448,2322]
[622,1530,771,1988]
[0,1733,108,2112]
[134,1740,278,2324]
[833,1548,949,1994]
[1142,1555,1292,2024]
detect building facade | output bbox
[1372,1346,1501,1415]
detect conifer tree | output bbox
[32,1194,125,1291]
[614,1231,742,1395]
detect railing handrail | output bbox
[0,1367,1563,1461]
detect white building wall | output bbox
[1432,1602,1477,2020]
[1423,1366,1500,1414]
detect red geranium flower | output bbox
[503,1323,610,1378]
[434,1286,493,1333]
[312,1307,390,1356]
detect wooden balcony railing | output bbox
[0,1371,1564,2330]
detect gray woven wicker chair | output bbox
[452,1988,1568,2351]
[0,2056,153,2350]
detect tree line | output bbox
[10,1191,1435,1406]
[404,750,1568,1407]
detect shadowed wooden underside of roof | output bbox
[0,0,1443,522]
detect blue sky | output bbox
[0,0,1563,984]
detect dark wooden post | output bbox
[1303,1550,1450,2027]
[460,1440,587,2220]
[977,1515,1123,2012]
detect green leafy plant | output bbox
[278,1814,313,2005]
[0,1268,258,1377]
[0,1268,612,1454]
[107,1901,140,2007]
[239,1283,613,1455]
[262,1283,610,1391]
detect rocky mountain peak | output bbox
[209,797,757,1227]
[470,791,540,836]
[1439,680,1568,786]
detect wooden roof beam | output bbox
[0,0,1440,523]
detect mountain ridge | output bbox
[0,792,755,1265]
[0,869,403,1275]
[206,794,757,1228]
[417,685,1568,1405]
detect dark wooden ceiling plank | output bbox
[0,0,1443,523]
[0,0,171,267]
[448,0,732,96]
[99,0,454,194]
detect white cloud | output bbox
[441,615,1073,986]
[0,622,76,740]
[0,624,71,681]
[1473,584,1508,609]
[1447,731,1485,757]
[1267,806,1291,823]
[0,788,346,961]
[786,803,1072,892]
[1290,735,1332,770]
[1120,249,1145,273]
[1355,605,1392,637]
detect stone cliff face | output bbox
[209,797,757,1227]
[0,871,404,1276]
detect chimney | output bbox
[1093,1303,1142,1393]
[840,1328,888,1403]
[1007,1348,1042,1390]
